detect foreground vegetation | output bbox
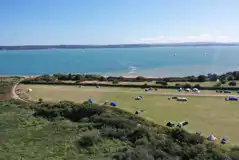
[2,100,239,160]
[19,84,239,142]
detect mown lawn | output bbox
[18,84,239,143]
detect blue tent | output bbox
[145,88,149,92]
[110,102,118,107]
[88,98,93,104]
[226,97,238,101]
[96,85,100,88]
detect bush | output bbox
[194,84,201,88]
[227,76,234,81]
[155,81,168,86]
[175,83,182,87]
[79,130,102,147]
[136,76,146,82]
[214,82,222,87]
[229,81,237,86]
[112,80,119,84]
[221,80,226,84]
[197,75,207,82]
[183,83,192,88]
[171,129,204,145]
[38,98,43,104]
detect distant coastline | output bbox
[1,42,239,51]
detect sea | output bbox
[0,46,239,77]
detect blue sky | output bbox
[1,0,239,45]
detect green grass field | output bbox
[18,84,239,143]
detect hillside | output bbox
[1,100,239,160]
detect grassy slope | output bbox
[1,100,237,160]
[0,101,126,160]
[19,84,239,143]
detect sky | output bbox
[1,0,239,45]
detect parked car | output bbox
[216,90,223,93]
[224,90,231,94]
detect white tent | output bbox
[177,97,188,102]
[208,135,217,141]
[185,88,191,92]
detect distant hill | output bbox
[1,42,239,50]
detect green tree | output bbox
[197,75,207,82]
[68,74,72,80]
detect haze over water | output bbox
[0,46,239,77]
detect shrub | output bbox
[227,76,234,81]
[183,83,192,88]
[214,82,222,87]
[221,80,226,84]
[155,81,168,86]
[136,76,147,82]
[112,80,119,84]
[197,75,207,82]
[194,84,201,88]
[175,83,182,87]
[171,129,204,145]
[79,130,102,147]
[38,98,43,104]
[229,81,237,86]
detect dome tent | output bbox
[110,102,118,107]
[221,136,227,144]
[88,98,93,104]
[208,134,217,141]
[225,96,238,101]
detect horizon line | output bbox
[2,41,239,47]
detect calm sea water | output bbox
[0,46,239,77]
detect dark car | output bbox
[224,90,231,94]
[216,90,223,93]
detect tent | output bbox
[196,131,201,135]
[221,136,227,144]
[185,88,191,92]
[88,98,93,104]
[96,85,100,88]
[226,96,238,101]
[178,88,183,92]
[208,135,217,141]
[177,97,188,102]
[135,96,142,100]
[145,88,150,92]
[166,122,174,127]
[180,121,189,126]
[192,88,200,93]
[104,100,109,105]
[135,109,144,115]
[110,102,118,107]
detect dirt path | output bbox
[11,81,28,102]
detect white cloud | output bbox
[135,34,235,43]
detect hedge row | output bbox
[21,81,239,91]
